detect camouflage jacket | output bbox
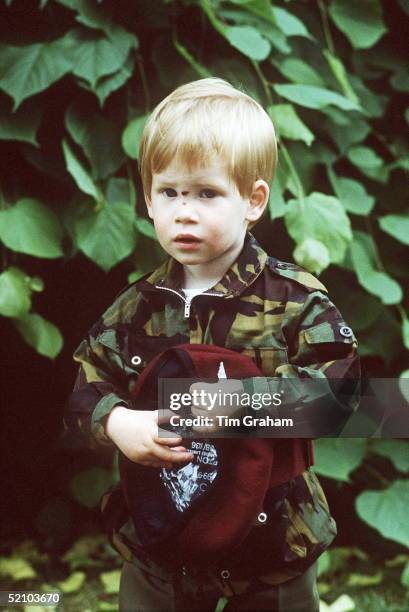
[64,232,360,590]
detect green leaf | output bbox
[379,214,409,245]
[0,557,36,580]
[347,571,383,587]
[268,104,314,146]
[100,569,121,594]
[69,467,113,508]
[314,439,367,482]
[92,54,134,107]
[326,114,371,153]
[356,480,409,547]
[272,7,312,39]
[134,217,157,240]
[399,370,409,403]
[0,33,75,109]
[371,440,409,473]
[329,0,387,49]
[403,315,409,351]
[327,167,375,215]
[323,50,359,104]
[75,202,136,271]
[122,114,149,160]
[0,198,63,258]
[349,231,402,305]
[273,84,361,111]
[57,571,86,594]
[225,25,271,61]
[347,145,389,183]
[401,562,409,588]
[105,177,132,206]
[66,27,137,89]
[293,238,330,275]
[62,139,100,200]
[14,313,63,359]
[29,276,44,292]
[65,103,124,180]
[285,192,352,267]
[272,58,325,87]
[0,267,32,318]
[0,97,42,146]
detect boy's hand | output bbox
[189,379,245,433]
[105,406,193,468]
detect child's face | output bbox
[146,155,267,277]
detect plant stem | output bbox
[317,0,335,55]
[137,54,151,114]
[280,142,305,206]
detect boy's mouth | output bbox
[174,234,202,250]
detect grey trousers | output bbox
[119,555,320,612]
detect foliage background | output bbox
[0,0,408,609]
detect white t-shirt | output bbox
[160,284,219,513]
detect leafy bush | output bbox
[0,0,407,368]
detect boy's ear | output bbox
[245,180,269,224]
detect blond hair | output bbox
[138,78,277,208]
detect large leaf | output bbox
[274,84,361,111]
[371,440,409,473]
[285,192,352,266]
[268,104,314,146]
[378,214,409,246]
[66,27,137,89]
[356,480,409,547]
[0,98,42,146]
[0,267,32,318]
[62,139,101,200]
[0,198,63,258]
[14,313,63,358]
[272,7,312,39]
[69,468,114,508]
[349,231,402,305]
[314,439,367,482]
[92,54,134,107]
[328,167,375,215]
[225,25,271,61]
[0,33,75,109]
[75,201,136,271]
[122,114,149,160]
[329,0,387,50]
[65,103,124,180]
[272,58,325,87]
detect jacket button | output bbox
[182,566,187,575]
[257,512,268,523]
[339,325,353,338]
[220,569,230,580]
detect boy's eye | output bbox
[162,188,177,197]
[200,189,217,199]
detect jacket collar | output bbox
[134,232,268,298]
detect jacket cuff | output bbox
[91,393,130,447]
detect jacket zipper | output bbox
[155,285,224,318]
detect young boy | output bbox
[64,78,360,611]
